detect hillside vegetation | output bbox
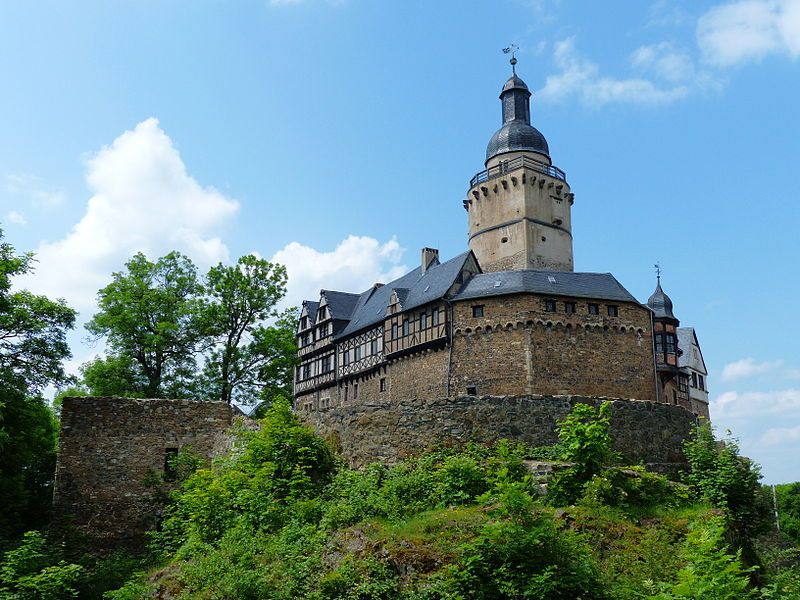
[12,399,787,600]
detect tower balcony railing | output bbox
[469,155,566,188]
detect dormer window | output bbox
[300,316,308,329]
[544,299,557,312]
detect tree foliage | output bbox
[83,251,295,404]
[199,255,291,405]
[0,230,75,544]
[548,401,619,504]
[683,422,771,543]
[0,230,76,391]
[85,252,205,398]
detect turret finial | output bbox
[503,44,519,75]
[654,262,662,282]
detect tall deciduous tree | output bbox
[0,233,76,391]
[0,229,75,542]
[85,252,205,398]
[200,255,293,405]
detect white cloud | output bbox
[760,424,800,445]
[19,118,239,314]
[271,235,407,308]
[631,42,695,83]
[4,173,65,208]
[5,210,27,226]
[697,0,800,66]
[711,388,800,418]
[720,357,783,381]
[538,37,694,106]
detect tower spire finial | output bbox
[654,262,662,282]
[502,44,519,75]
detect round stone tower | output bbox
[464,69,574,272]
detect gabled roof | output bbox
[300,300,319,325]
[320,290,360,321]
[453,270,639,304]
[677,327,708,375]
[336,251,475,338]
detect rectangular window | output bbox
[698,374,705,391]
[466,385,477,396]
[322,356,331,373]
[666,334,676,353]
[391,323,398,340]
[342,350,350,366]
[672,391,678,405]
[344,386,349,403]
[691,372,698,388]
[545,299,557,312]
[419,312,428,329]
[588,303,599,315]
[564,301,576,314]
[472,305,484,318]
[354,383,358,399]
[402,318,409,336]
[164,447,179,482]
[354,345,361,361]
[300,316,308,329]
[607,305,619,317]
[380,377,386,392]
[655,335,664,353]
[432,308,440,326]
[302,364,311,379]
[370,339,378,355]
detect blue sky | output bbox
[1,0,799,482]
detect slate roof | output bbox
[301,301,319,325]
[647,281,677,320]
[321,290,360,321]
[335,251,474,339]
[453,270,639,304]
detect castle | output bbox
[293,66,710,461]
[53,65,712,548]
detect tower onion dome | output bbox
[648,280,677,320]
[485,73,550,164]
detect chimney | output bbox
[421,247,439,273]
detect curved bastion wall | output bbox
[299,395,699,470]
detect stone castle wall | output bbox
[449,293,656,400]
[53,397,237,549]
[297,292,657,412]
[302,394,696,469]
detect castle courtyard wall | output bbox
[301,394,696,469]
[53,397,237,549]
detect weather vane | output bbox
[502,44,519,74]
[654,262,662,282]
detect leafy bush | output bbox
[0,531,83,600]
[548,401,619,504]
[582,466,690,511]
[155,398,335,553]
[642,517,755,599]
[683,422,771,543]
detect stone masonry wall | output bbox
[53,397,237,549]
[302,395,696,470]
[450,293,656,401]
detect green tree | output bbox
[0,229,75,543]
[683,422,771,545]
[774,482,800,544]
[79,355,146,397]
[85,252,205,398]
[199,255,290,405]
[0,231,76,391]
